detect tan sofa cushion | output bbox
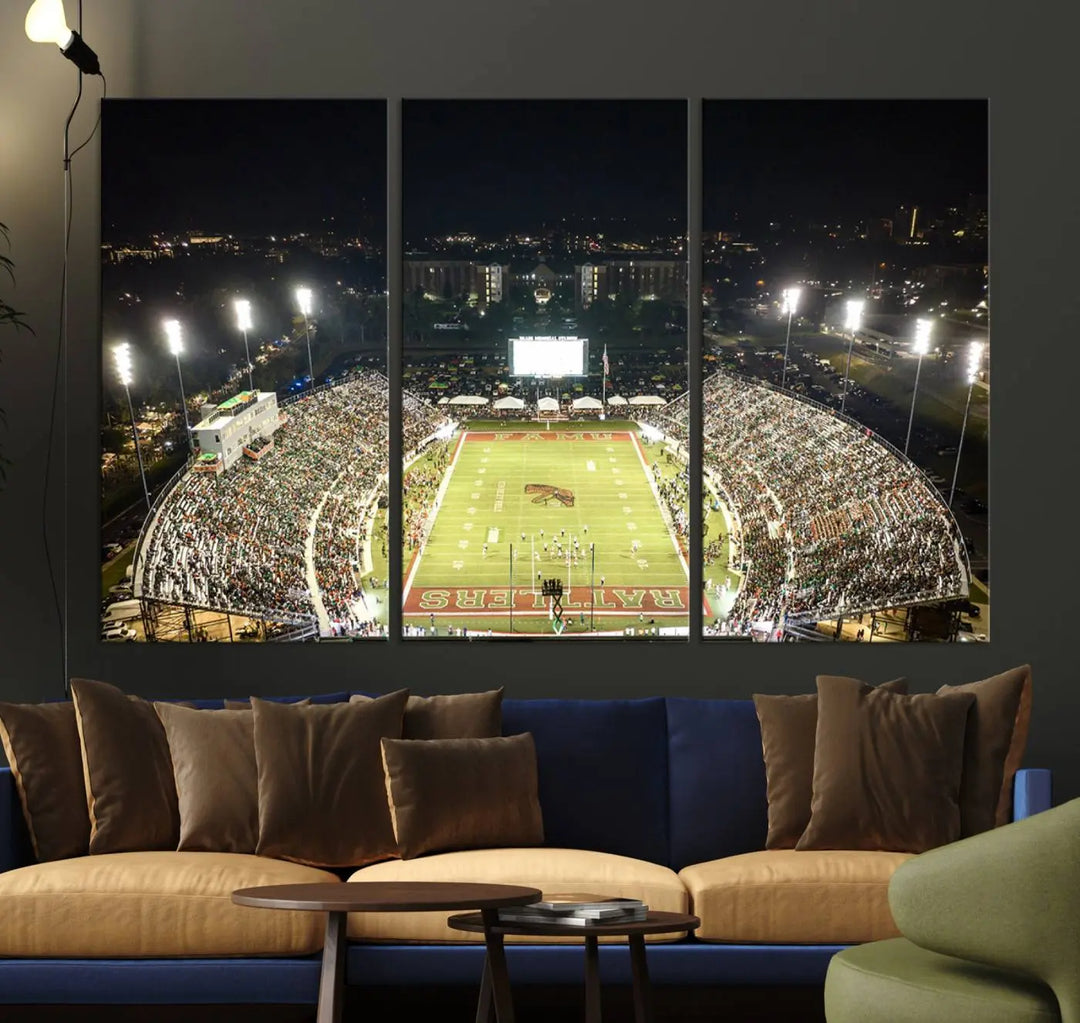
[0,852,339,957]
[679,850,913,944]
[347,847,687,943]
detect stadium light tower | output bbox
[840,298,864,414]
[948,340,984,507]
[113,343,151,510]
[780,287,801,391]
[234,298,254,392]
[296,286,315,390]
[904,318,933,457]
[163,319,192,454]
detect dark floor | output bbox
[1,985,827,1022]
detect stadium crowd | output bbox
[136,371,445,637]
[690,371,967,635]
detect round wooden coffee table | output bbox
[449,909,700,1023]
[233,881,541,1023]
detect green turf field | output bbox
[403,424,689,636]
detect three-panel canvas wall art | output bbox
[99,99,988,644]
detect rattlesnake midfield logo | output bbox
[524,483,575,507]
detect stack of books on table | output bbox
[497,893,648,927]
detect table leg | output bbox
[476,952,495,1023]
[480,909,515,1023]
[584,934,602,1023]
[629,933,654,1023]
[316,910,347,1023]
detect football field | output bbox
[403,427,689,635]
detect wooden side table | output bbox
[233,880,540,1023]
[448,909,700,1023]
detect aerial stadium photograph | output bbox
[99,100,388,642]
[400,100,690,638]
[700,100,988,642]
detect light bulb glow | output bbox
[844,299,864,333]
[113,343,132,387]
[163,319,183,356]
[913,318,933,355]
[25,0,73,47]
[296,287,313,316]
[781,287,801,316]
[235,298,252,332]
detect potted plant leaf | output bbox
[0,220,35,487]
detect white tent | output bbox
[537,396,560,413]
[492,395,525,410]
[606,394,628,406]
[447,395,489,406]
[437,396,450,405]
[571,396,603,410]
[628,395,666,406]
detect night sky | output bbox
[101,100,386,238]
[404,100,688,240]
[704,99,987,228]
[100,99,985,242]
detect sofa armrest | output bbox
[889,798,1080,1023]
[1012,768,1052,820]
[0,767,34,873]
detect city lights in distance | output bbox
[113,343,133,387]
[164,319,183,356]
[234,298,253,332]
[913,318,933,355]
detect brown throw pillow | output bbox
[252,689,409,868]
[349,688,503,739]
[753,678,907,849]
[223,698,313,710]
[154,704,260,854]
[938,665,1033,834]
[71,678,180,854]
[797,676,974,853]
[381,733,543,859]
[0,701,89,861]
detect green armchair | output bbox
[825,798,1080,1023]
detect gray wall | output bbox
[1,2,1077,800]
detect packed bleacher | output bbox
[693,371,968,635]
[136,370,445,637]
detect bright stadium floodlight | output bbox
[840,298,865,414]
[912,317,933,356]
[112,342,132,387]
[949,340,985,507]
[295,287,315,390]
[235,298,254,391]
[112,343,150,509]
[163,318,183,356]
[780,287,801,391]
[163,319,192,453]
[904,319,934,456]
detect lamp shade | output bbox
[25,0,73,47]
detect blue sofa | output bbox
[0,695,1052,1006]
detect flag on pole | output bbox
[602,344,609,376]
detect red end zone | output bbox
[463,431,632,442]
[404,585,689,616]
